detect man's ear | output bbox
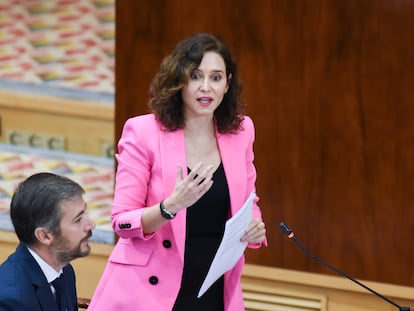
[34,227,54,245]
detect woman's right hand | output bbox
[163,162,214,213]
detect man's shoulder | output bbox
[0,257,29,297]
[0,245,44,286]
[0,270,39,310]
[0,244,30,269]
[0,252,27,280]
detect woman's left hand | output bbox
[241,219,266,244]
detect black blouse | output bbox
[172,162,230,311]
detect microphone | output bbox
[279,222,410,311]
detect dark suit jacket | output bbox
[0,243,77,311]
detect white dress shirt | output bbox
[26,245,62,295]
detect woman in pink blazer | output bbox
[88,33,267,311]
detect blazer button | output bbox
[162,240,172,248]
[149,276,158,285]
[119,223,131,229]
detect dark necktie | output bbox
[51,274,67,311]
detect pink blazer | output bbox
[88,114,265,311]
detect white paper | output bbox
[197,191,256,298]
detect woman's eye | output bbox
[190,72,201,80]
[212,75,222,81]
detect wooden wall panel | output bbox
[116,0,414,287]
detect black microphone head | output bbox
[279,222,292,235]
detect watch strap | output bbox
[160,201,176,220]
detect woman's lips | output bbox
[198,97,212,107]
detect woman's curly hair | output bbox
[149,33,245,133]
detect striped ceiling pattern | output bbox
[0,0,114,94]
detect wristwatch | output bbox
[160,201,176,220]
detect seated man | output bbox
[0,172,96,311]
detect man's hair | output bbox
[10,172,85,245]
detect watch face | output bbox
[160,201,175,219]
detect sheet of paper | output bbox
[197,191,256,298]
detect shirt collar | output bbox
[26,245,63,283]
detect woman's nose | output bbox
[200,78,211,91]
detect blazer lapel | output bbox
[15,244,58,311]
[217,133,247,216]
[62,265,77,311]
[35,283,58,311]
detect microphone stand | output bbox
[279,222,410,311]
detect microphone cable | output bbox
[279,222,410,311]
